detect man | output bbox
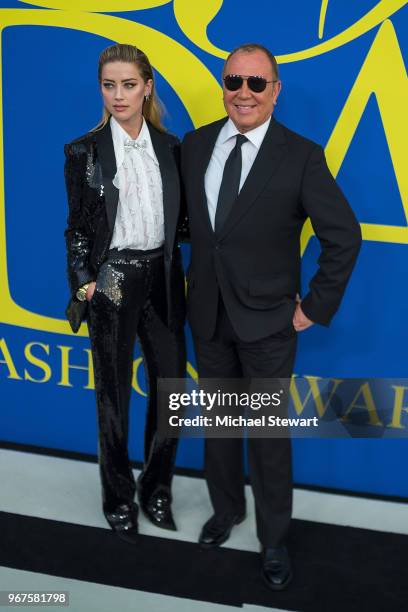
[181,44,361,590]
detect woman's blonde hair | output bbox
[93,43,165,132]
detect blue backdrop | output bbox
[0,0,407,497]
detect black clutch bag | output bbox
[65,298,88,334]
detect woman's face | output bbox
[100,61,152,128]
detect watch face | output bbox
[76,290,86,302]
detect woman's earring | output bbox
[145,92,151,101]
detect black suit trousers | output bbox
[87,250,186,513]
[193,298,297,547]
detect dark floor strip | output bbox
[0,511,407,611]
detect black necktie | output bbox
[214,134,247,233]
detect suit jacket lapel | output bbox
[218,117,287,240]
[195,118,228,239]
[94,119,118,233]
[148,122,179,251]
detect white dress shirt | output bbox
[110,116,164,251]
[204,116,271,230]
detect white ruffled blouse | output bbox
[109,116,164,251]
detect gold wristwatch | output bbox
[76,283,91,302]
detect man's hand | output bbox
[86,281,96,301]
[293,302,314,332]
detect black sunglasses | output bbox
[223,74,277,93]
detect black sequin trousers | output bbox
[87,248,186,513]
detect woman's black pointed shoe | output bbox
[140,491,177,531]
[104,502,139,543]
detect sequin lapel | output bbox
[94,121,118,233]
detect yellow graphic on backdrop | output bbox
[0,1,406,337]
[300,18,408,255]
[18,0,172,10]
[174,0,406,62]
[318,0,330,39]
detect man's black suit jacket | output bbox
[64,119,186,333]
[181,116,361,342]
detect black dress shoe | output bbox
[198,513,246,549]
[261,546,293,591]
[140,491,177,531]
[104,502,139,544]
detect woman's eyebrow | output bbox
[102,78,138,82]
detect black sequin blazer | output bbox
[64,119,186,333]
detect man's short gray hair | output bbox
[224,43,279,80]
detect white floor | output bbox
[0,448,406,612]
[0,449,407,549]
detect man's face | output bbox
[222,50,281,133]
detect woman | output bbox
[64,44,186,543]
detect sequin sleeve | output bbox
[64,142,95,295]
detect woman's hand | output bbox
[86,281,97,301]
